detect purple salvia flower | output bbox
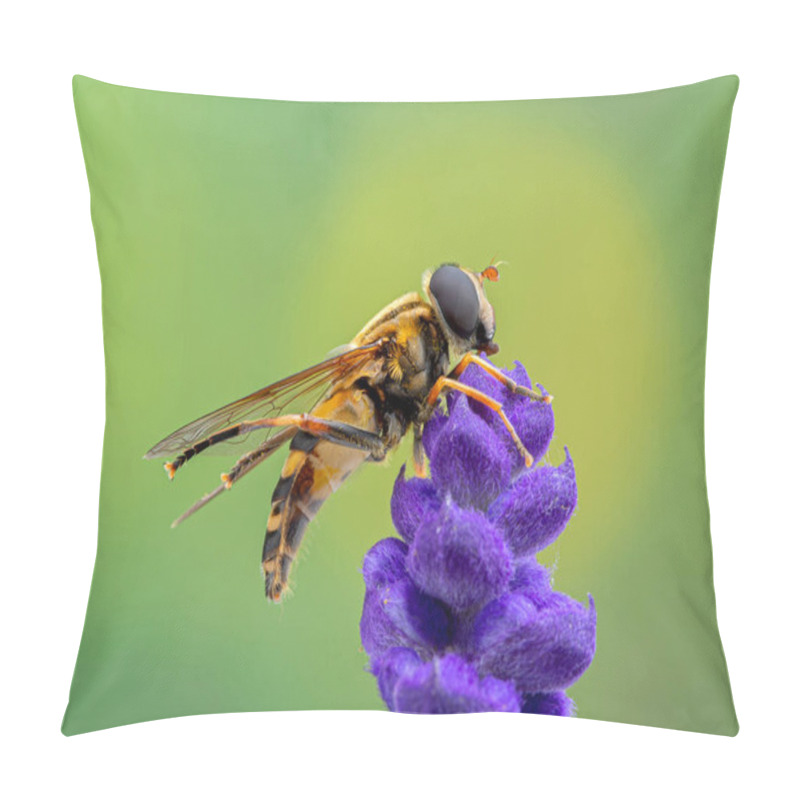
[360,360,595,716]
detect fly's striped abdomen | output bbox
[261,390,379,601]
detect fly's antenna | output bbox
[481,261,503,283]
[482,255,507,282]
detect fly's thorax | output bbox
[352,292,426,345]
[389,307,450,392]
[349,294,450,412]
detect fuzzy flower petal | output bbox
[362,537,409,591]
[380,580,452,651]
[521,691,576,717]
[360,589,411,658]
[360,578,452,660]
[429,398,512,509]
[505,384,555,472]
[510,558,553,599]
[390,466,442,543]
[406,500,513,611]
[421,407,448,457]
[375,647,424,709]
[382,651,521,714]
[468,593,539,654]
[488,449,577,555]
[475,595,597,694]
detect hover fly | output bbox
[145,262,550,601]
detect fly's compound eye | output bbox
[430,264,480,339]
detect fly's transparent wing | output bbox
[144,341,383,459]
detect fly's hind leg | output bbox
[165,413,386,479]
[170,428,298,528]
[450,352,552,404]
[279,415,388,460]
[219,428,297,490]
[168,414,386,529]
[164,423,254,479]
[426,376,535,468]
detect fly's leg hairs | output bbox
[219,428,297,489]
[276,414,387,460]
[170,429,298,528]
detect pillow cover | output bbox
[63,74,739,735]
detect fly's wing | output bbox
[144,341,383,460]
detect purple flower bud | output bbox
[375,647,424,710]
[421,408,448,457]
[390,466,442,543]
[505,381,555,473]
[360,578,452,661]
[510,558,553,599]
[407,500,513,611]
[469,592,540,654]
[429,399,512,509]
[488,449,578,555]
[362,537,408,591]
[360,589,409,658]
[382,651,521,714]
[475,594,596,694]
[521,691,576,717]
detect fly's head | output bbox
[425,262,500,358]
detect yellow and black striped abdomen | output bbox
[261,389,379,601]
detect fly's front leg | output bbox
[426,376,535,468]
[450,352,552,404]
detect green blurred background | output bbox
[64,75,738,735]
